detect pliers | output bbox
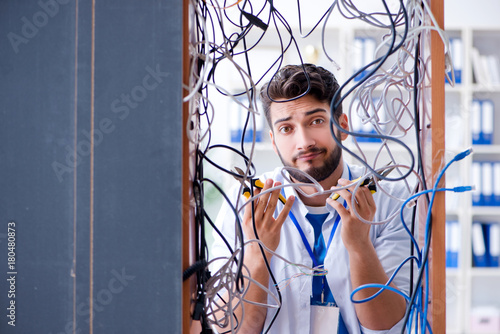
[232,166,287,204]
[330,164,396,200]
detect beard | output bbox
[276,144,342,183]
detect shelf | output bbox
[445,84,466,93]
[445,330,460,334]
[471,268,500,277]
[446,268,461,276]
[443,23,500,334]
[471,206,500,216]
[472,145,500,155]
[471,84,500,93]
[236,142,274,151]
[446,210,460,217]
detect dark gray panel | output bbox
[0,1,184,333]
[0,1,77,333]
[90,1,183,333]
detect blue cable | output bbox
[405,148,472,333]
[344,148,473,333]
[350,255,420,303]
[352,284,411,303]
[400,185,475,264]
[420,149,472,331]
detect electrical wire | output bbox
[183,0,461,333]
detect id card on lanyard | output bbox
[311,305,340,334]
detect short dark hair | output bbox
[259,63,343,129]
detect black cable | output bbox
[329,0,414,183]
[238,163,283,334]
[401,3,433,330]
[200,144,257,180]
[191,1,432,333]
[192,111,212,333]
[408,9,422,302]
[198,176,246,292]
[205,212,233,254]
[296,0,336,38]
[184,259,209,282]
[193,4,289,329]
[239,0,255,157]
[401,216,433,334]
[334,0,409,107]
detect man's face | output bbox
[269,94,348,183]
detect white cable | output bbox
[205,239,323,332]
[190,1,452,332]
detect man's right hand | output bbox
[216,179,294,334]
[241,179,295,260]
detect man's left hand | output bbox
[326,178,376,253]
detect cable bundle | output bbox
[182,1,463,333]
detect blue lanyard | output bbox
[288,204,344,268]
[286,166,351,268]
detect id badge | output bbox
[310,304,340,334]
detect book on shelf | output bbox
[472,161,500,206]
[446,37,463,85]
[446,220,460,268]
[352,37,376,82]
[229,95,264,143]
[471,99,494,145]
[471,46,500,86]
[472,221,500,268]
[349,98,384,143]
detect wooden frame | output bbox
[180,0,448,332]
[429,0,446,332]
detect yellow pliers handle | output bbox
[329,176,377,201]
[249,179,287,205]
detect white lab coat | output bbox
[211,163,415,334]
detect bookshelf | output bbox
[444,22,500,334]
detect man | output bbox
[211,64,413,333]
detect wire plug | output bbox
[200,327,213,334]
[453,185,475,193]
[241,11,268,31]
[454,147,473,161]
[192,292,205,321]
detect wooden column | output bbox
[430,0,447,332]
[182,0,196,333]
